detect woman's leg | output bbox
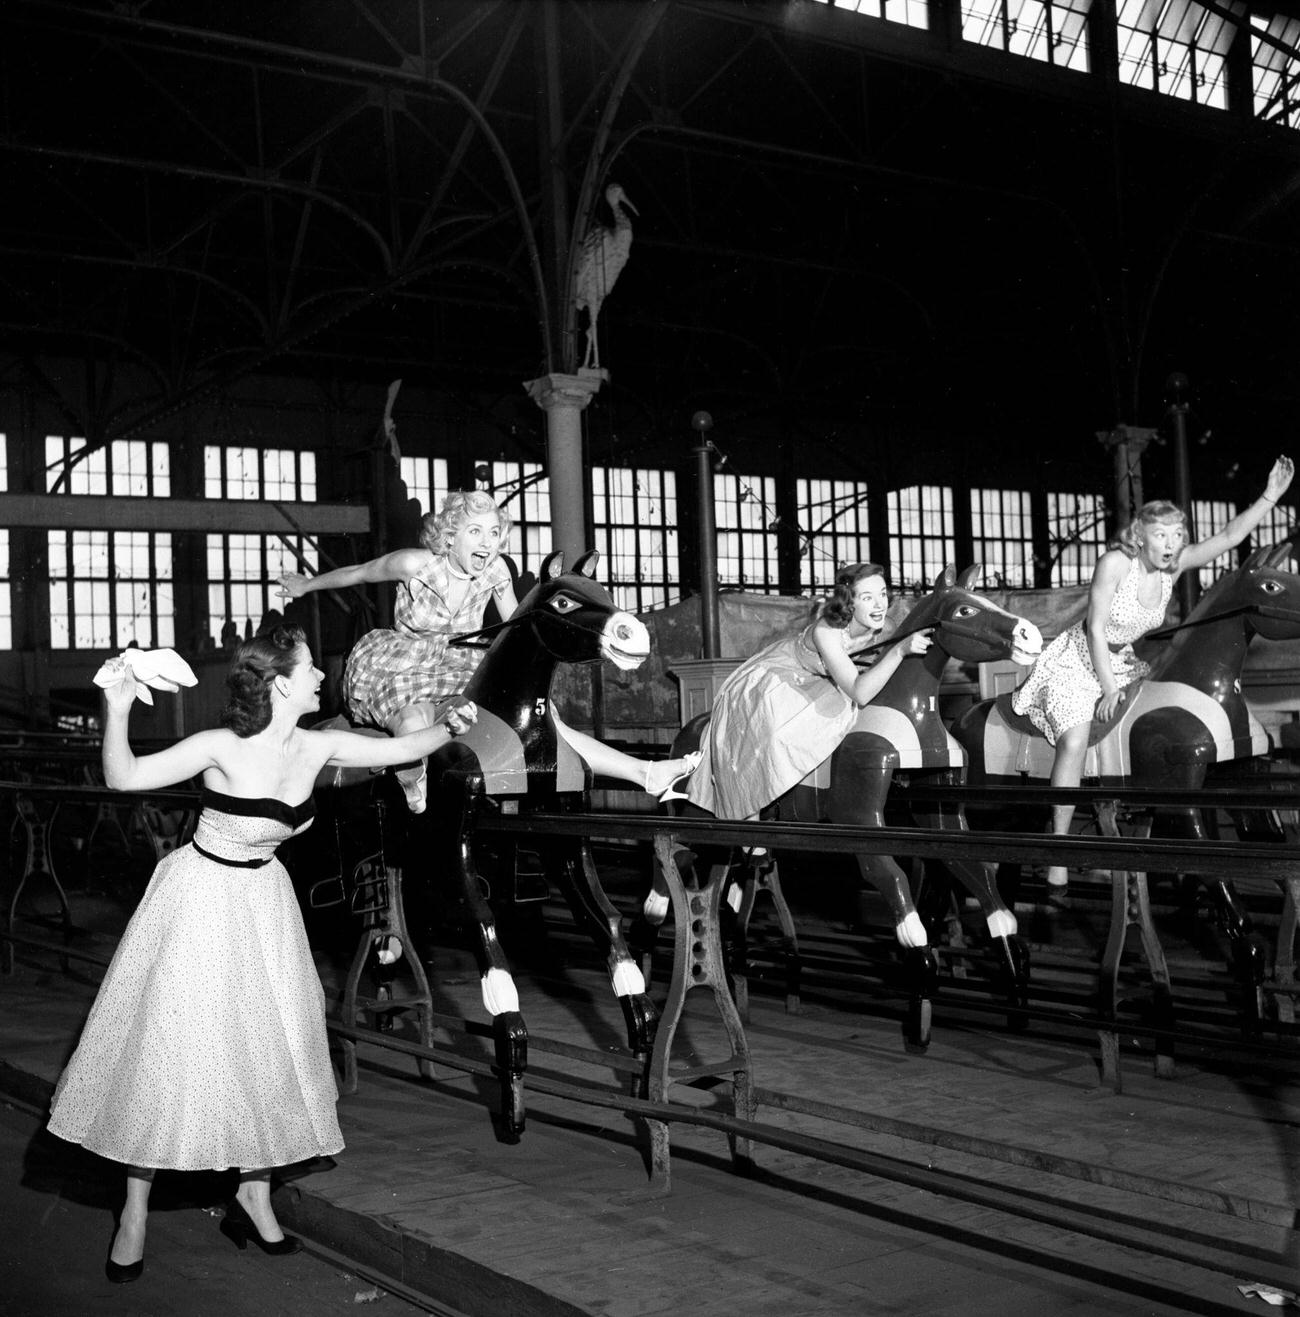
[387,703,439,813]
[1046,722,1090,890]
[109,1166,154,1266]
[234,1168,288,1243]
[552,713,698,796]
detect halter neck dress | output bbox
[1011,555,1174,744]
[48,788,344,1172]
[344,555,512,728]
[687,622,877,820]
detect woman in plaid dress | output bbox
[280,491,697,812]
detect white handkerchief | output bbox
[93,648,198,706]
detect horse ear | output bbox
[1265,536,1298,569]
[956,564,983,590]
[934,565,956,590]
[1243,545,1272,570]
[541,550,565,580]
[573,550,601,578]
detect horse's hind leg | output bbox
[549,837,658,1064]
[451,790,528,1140]
[913,769,1028,1028]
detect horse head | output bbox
[890,564,1042,676]
[498,549,651,672]
[451,549,649,796]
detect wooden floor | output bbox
[4,846,1300,1315]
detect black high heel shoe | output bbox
[105,1257,144,1284]
[105,1218,144,1283]
[220,1197,302,1256]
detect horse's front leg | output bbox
[452,787,527,1141]
[549,836,658,1063]
[828,747,935,1049]
[914,768,1028,1027]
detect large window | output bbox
[962,0,1092,72]
[1115,0,1238,108]
[1253,13,1300,129]
[715,472,779,592]
[480,460,552,576]
[1191,499,1238,586]
[591,467,681,613]
[888,486,954,590]
[1047,491,1107,586]
[399,456,449,518]
[207,534,317,647]
[49,530,175,650]
[46,435,170,496]
[204,445,316,501]
[970,488,1035,587]
[1256,501,1297,556]
[797,479,872,593]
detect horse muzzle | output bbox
[602,612,651,670]
[1010,619,1043,665]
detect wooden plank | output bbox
[0,492,370,534]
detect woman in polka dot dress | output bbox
[48,624,477,1284]
[1012,455,1294,894]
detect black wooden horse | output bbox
[952,539,1300,1027]
[424,549,656,1139]
[651,566,1042,1047]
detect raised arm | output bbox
[277,547,433,601]
[1086,549,1129,722]
[100,672,224,792]
[1179,455,1294,574]
[813,622,933,707]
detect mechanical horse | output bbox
[952,537,1300,1032]
[422,549,657,1140]
[652,565,1042,1048]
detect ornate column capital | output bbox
[523,368,608,412]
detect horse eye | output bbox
[953,605,978,618]
[1261,579,1285,595]
[549,595,580,613]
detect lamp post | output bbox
[691,410,721,659]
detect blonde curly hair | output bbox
[418,490,513,554]
[1111,499,1187,566]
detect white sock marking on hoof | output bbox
[610,960,646,997]
[481,969,520,1015]
[897,912,928,948]
[643,890,669,921]
[986,909,1018,939]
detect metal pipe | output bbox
[1165,372,1198,614]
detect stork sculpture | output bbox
[572,184,638,370]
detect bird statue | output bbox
[572,183,638,370]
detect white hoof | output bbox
[986,909,1018,939]
[643,890,670,920]
[375,935,404,965]
[897,912,928,949]
[480,969,520,1015]
[610,959,646,997]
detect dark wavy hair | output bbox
[219,623,307,737]
[819,562,889,629]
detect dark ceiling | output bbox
[4,0,1300,501]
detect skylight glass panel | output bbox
[1116,0,1242,107]
[809,0,929,32]
[961,0,1092,71]
[1252,14,1300,129]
